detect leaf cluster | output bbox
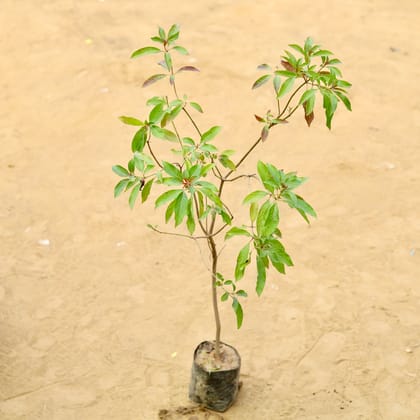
[253,37,351,129]
[225,161,316,297]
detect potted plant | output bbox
[112,25,351,412]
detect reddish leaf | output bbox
[254,114,265,122]
[142,74,166,88]
[261,125,269,142]
[177,66,200,73]
[281,60,295,72]
[303,104,314,127]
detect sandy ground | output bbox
[1,1,420,419]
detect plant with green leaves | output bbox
[112,25,351,359]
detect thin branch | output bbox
[282,103,301,120]
[279,80,307,118]
[148,223,228,240]
[212,222,229,237]
[193,193,209,236]
[146,133,163,169]
[183,107,202,137]
[226,136,262,179]
[149,225,204,240]
[223,173,257,183]
[212,160,224,179]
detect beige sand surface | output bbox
[1,1,420,419]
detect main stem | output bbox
[208,235,221,358]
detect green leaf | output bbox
[158,27,166,40]
[295,195,317,218]
[335,79,352,88]
[277,77,296,98]
[235,243,251,281]
[174,192,188,226]
[141,179,153,202]
[131,46,161,59]
[151,126,178,142]
[199,187,223,208]
[256,200,279,237]
[133,155,144,172]
[189,101,203,113]
[334,90,352,111]
[313,49,333,57]
[129,183,141,209]
[243,190,269,204]
[220,149,235,157]
[299,89,316,106]
[149,104,165,124]
[182,137,195,146]
[250,202,258,223]
[232,299,244,329]
[167,24,180,42]
[147,96,165,106]
[114,178,129,198]
[252,74,271,90]
[200,143,218,153]
[219,155,236,171]
[165,199,176,223]
[142,74,167,88]
[274,70,296,77]
[119,116,143,126]
[321,89,338,129]
[257,63,271,70]
[288,43,305,55]
[283,192,316,222]
[266,163,281,184]
[300,90,316,119]
[283,171,307,189]
[304,37,314,54]
[164,52,172,70]
[131,127,147,152]
[256,256,266,296]
[328,66,342,78]
[172,45,189,55]
[225,227,251,240]
[125,179,137,191]
[162,161,182,180]
[270,258,285,274]
[186,198,195,234]
[151,36,164,44]
[133,152,154,171]
[220,208,232,225]
[236,290,248,298]
[201,126,222,142]
[128,159,135,174]
[216,272,225,282]
[273,75,281,94]
[257,161,275,193]
[221,292,229,302]
[155,189,182,208]
[161,105,183,127]
[267,238,293,267]
[112,165,130,177]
